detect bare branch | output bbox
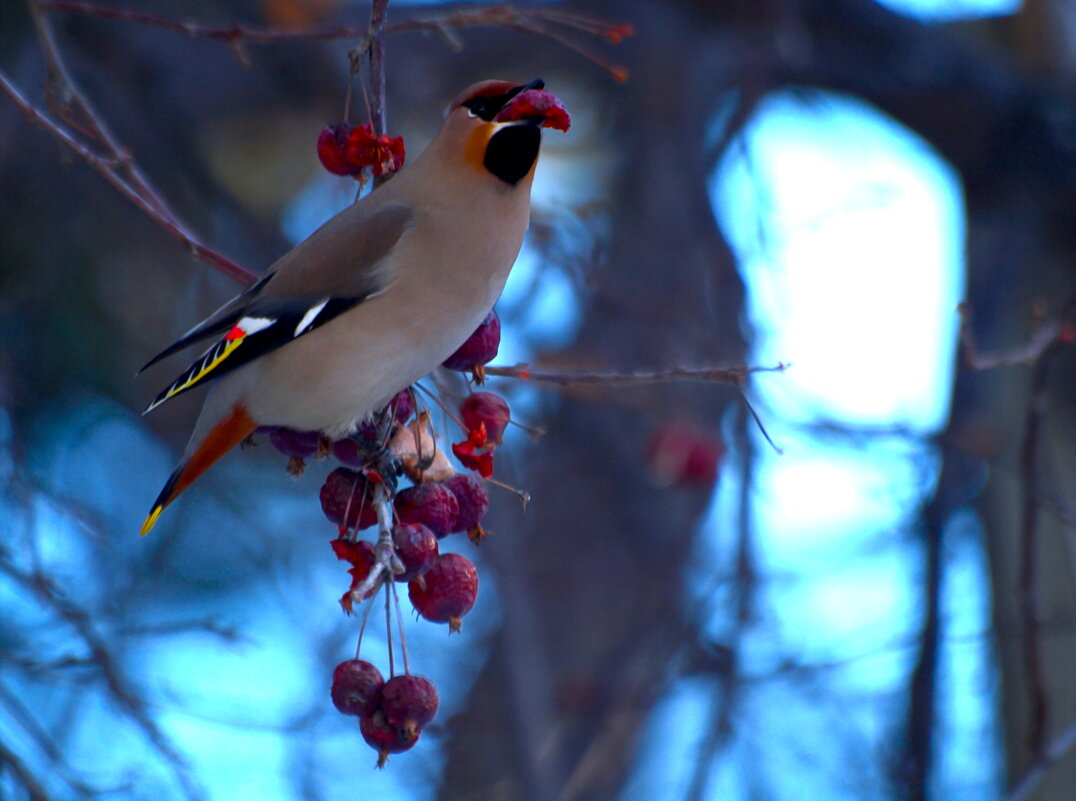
[0,739,53,801]
[482,362,788,387]
[0,555,205,801]
[1017,336,1064,754]
[368,0,389,137]
[1005,717,1076,801]
[36,1,632,79]
[0,68,255,285]
[958,302,1073,370]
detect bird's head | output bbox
[435,79,571,186]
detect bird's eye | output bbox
[468,98,491,119]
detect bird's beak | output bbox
[508,79,546,99]
[495,80,571,132]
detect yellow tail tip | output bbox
[140,506,163,536]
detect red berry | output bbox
[346,123,405,177]
[317,122,359,176]
[269,427,321,458]
[647,422,725,487]
[360,709,417,767]
[442,474,489,533]
[409,552,478,632]
[381,674,438,739]
[394,483,459,539]
[443,311,500,372]
[495,88,572,132]
[460,392,510,444]
[392,523,439,582]
[332,437,378,469]
[320,467,378,530]
[387,389,415,424]
[330,659,384,717]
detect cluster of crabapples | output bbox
[257,310,507,765]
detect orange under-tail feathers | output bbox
[140,404,257,535]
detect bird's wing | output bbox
[137,274,273,373]
[142,202,414,414]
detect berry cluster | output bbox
[331,661,439,767]
[261,310,511,765]
[317,122,406,178]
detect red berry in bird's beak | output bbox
[408,552,478,632]
[495,89,571,132]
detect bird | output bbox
[139,79,570,535]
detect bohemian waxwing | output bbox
[139,79,570,534]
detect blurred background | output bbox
[1,0,1074,799]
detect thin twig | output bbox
[483,362,788,387]
[1018,340,1062,754]
[384,577,395,677]
[346,484,402,606]
[0,70,255,285]
[0,556,204,801]
[25,0,257,284]
[29,0,168,218]
[355,587,377,659]
[368,0,389,137]
[36,1,632,79]
[367,0,391,188]
[0,680,99,797]
[0,739,52,801]
[390,580,411,676]
[1004,717,1076,801]
[37,0,372,42]
[958,303,1070,370]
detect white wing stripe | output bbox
[237,316,275,335]
[294,299,329,337]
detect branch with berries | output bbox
[7,0,782,771]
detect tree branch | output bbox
[0,554,205,801]
[35,1,632,79]
[0,68,257,285]
[958,301,1075,371]
[1005,717,1076,801]
[482,362,787,387]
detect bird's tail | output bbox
[140,404,257,535]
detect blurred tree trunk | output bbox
[432,2,1076,799]
[437,3,747,800]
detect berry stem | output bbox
[354,585,377,659]
[413,381,467,432]
[481,362,789,386]
[384,578,395,678]
[346,483,404,605]
[484,477,532,511]
[341,468,371,540]
[390,581,411,676]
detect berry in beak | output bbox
[495,88,572,132]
